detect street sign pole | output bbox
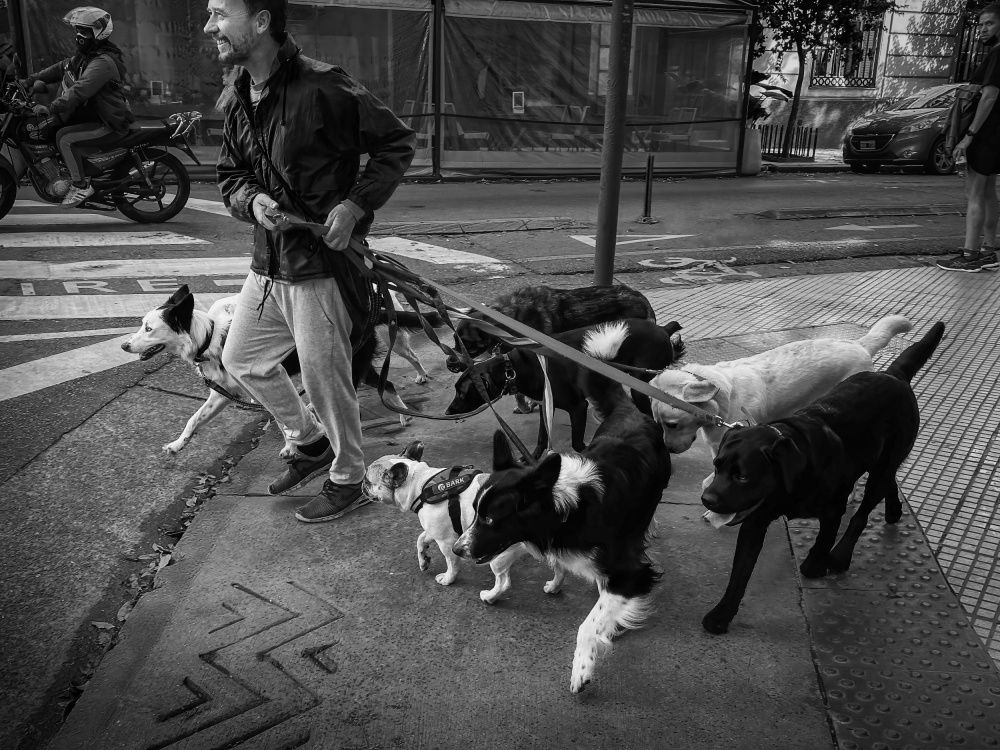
[593,0,634,286]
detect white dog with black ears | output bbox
[121,285,422,456]
[362,440,565,603]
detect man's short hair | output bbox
[245,0,287,41]
[982,3,1000,20]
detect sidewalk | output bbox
[52,267,1000,749]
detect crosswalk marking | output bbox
[0,257,249,279]
[0,337,137,402]
[185,197,231,216]
[372,236,509,271]
[1,214,128,226]
[0,293,231,320]
[0,327,135,343]
[0,231,210,248]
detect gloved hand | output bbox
[251,192,279,230]
[31,104,48,117]
[322,203,357,251]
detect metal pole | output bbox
[593,0,634,286]
[638,153,657,224]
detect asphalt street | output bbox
[0,169,973,748]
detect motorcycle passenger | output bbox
[23,6,134,207]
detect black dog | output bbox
[453,357,672,693]
[446,319,683,456]
[700,321,945,635]
[446,283,655,371]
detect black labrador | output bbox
[699,321,945,634]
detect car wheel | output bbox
[850,162,879,174]
[924,137,956,175]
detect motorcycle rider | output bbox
[22,6,134,207]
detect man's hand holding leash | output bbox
[323,203,358,251]
[252,193,280,230]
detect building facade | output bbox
[756,0,978,149]
[13,0,754,177]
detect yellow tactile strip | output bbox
[647,268,1000,665]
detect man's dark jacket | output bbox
[217,35,415,294]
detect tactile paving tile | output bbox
[824,667,1000,750]
[788,505,952,594]
[802,590,995,674]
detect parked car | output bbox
[842,84,960,175]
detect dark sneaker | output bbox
[936,252,982,273]
[975,249,999,270]
[267,445,334,495]
[295,480,372,523]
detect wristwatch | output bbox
[966,128,979,137]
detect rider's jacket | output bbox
[216,34,415,284]
[30,41,134,135]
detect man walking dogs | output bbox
[208,0,415,522]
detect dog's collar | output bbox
[411,466,482,533]
[193,322,215,363]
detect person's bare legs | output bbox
[965,167,990,252]
[983,173,999,249]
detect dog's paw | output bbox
[435,571,457,585]
[414,373,429,385]
[162,440,185,455]
[543,578,563,595]
[826,553,852,574]
[570,657,594,694]
[279,445,296,460]
[702,607,732,635]
[418,553,431,571]
[480,589,500,604]
[398,415,413,427]
[799,557,829,579]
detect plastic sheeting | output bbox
[440,1,748,175]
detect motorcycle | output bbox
[0,79,202,223]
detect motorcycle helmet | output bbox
[63,7,114,40]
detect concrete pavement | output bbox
[51,264,1000,749]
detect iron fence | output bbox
[758,124,819,160]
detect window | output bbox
[810,18,883,87]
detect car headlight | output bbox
[898,117,943,134]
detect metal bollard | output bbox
[637,153,658,224]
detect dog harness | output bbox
[411,466,482,533]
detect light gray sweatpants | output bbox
[223,272,364,485]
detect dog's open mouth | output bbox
[139,344,166,361]
[706,499,765,528]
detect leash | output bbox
[268,215,740,443]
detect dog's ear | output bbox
[492,429,516,471]
[763,436,807,494]
[681,379,719,403]
[662,321,682,336]
[162,290,194,333]
[387,462,409,488]
[530,451,562,492]
[401,441,424,461]
[165,284,190,307]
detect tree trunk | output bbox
[782,43,807,158]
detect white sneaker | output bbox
[61,182,94,207]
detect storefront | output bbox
[17,0,753,177]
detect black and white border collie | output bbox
[453,325,672,693]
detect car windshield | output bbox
[893,89,956,110]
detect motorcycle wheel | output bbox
[0,169,16,220]
[113,152,191,224]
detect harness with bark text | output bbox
[410,466,482,533]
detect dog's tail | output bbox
[855,314,913,355]
[885,322,945,383]
[583,320,630,360]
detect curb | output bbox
[759,204,965,220]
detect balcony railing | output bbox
[810,24,883,88]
